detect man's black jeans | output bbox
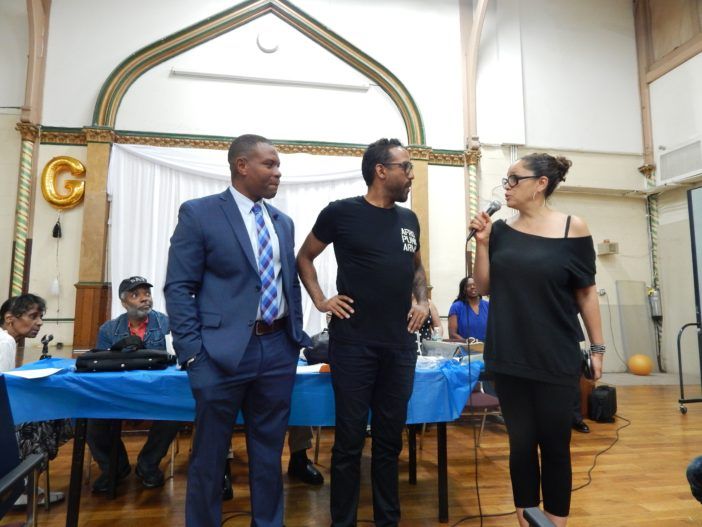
[328,340,417,527]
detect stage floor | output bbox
[4,382,702,526]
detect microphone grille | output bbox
[487,200,502,214]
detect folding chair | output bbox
[0,374,44,526]
[464,381,501,447]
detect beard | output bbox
[126,305,152,319]
[393,186,410,203]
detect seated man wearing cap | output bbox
[86,276,181,492]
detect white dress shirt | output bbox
[229,186,288,320]
[0,328,17,372]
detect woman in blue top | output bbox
[448,276,489,341]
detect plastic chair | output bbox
[0,374,44,526]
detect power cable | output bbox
[449,403,631,525]
[450,350,517,527]
[572,414,631,491]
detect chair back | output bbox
[0,374,24,518]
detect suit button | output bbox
[256,285,261,292]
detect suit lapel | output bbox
[266,203,290,293]
[218,190,258,273]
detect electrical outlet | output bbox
[597,288,606,296]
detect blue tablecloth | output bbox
[4,357,482,426]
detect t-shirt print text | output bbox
[401,228,417,253]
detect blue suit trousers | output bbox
[185,329,298,527]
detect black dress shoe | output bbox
[486,414,505,425]
[287,452,324,485]
[92,464,131,493]
[572,420,590,433]
[135,465,165,489]
[222,462,233,501]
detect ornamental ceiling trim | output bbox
[92,0,425,145]
[41,128,85,146]
[39,127,464,165]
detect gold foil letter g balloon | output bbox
[41,156,86,210]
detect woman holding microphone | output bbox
[470,153,605,527]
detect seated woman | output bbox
[1,294,72,506]
[447,277,501,416]
[448,276,489,342]
[1,294,46,371]
[413,295,443,342]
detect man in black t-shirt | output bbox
[297,138,429,527]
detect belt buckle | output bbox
[255,318,285,336]
[255,321,269,336]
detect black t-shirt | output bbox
[312,196,420,348]
[483,219,596,386]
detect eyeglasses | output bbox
[502,174,540,188]
[382,161,414,173]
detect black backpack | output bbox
[588,385,617,423]
[302,329,330,365]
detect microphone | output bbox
[467,201,502,241]
[40,334,54,360]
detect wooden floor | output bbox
[4,383,702,527]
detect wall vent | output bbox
[658,138,702,184]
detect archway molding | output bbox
[92,0,425,145]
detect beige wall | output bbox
[2,1,694,379]
[642,0,702,378]
[0,111,21,299]
[554,192,650,373]
[428,164,467,318]
[658,187,699,377]
[26,144,87,347]
[0,139,678,372]
[478,146,650,373]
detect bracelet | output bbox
[589,344,606,354]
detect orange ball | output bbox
[628,354,653,376]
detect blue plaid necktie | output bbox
[252,204,279,325]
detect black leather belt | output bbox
[254,317,287,336]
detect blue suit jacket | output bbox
[164,189,310,376]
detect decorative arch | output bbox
[92,0,426,145]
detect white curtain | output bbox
[107,143,367,336]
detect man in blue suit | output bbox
[165,134,310,527]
